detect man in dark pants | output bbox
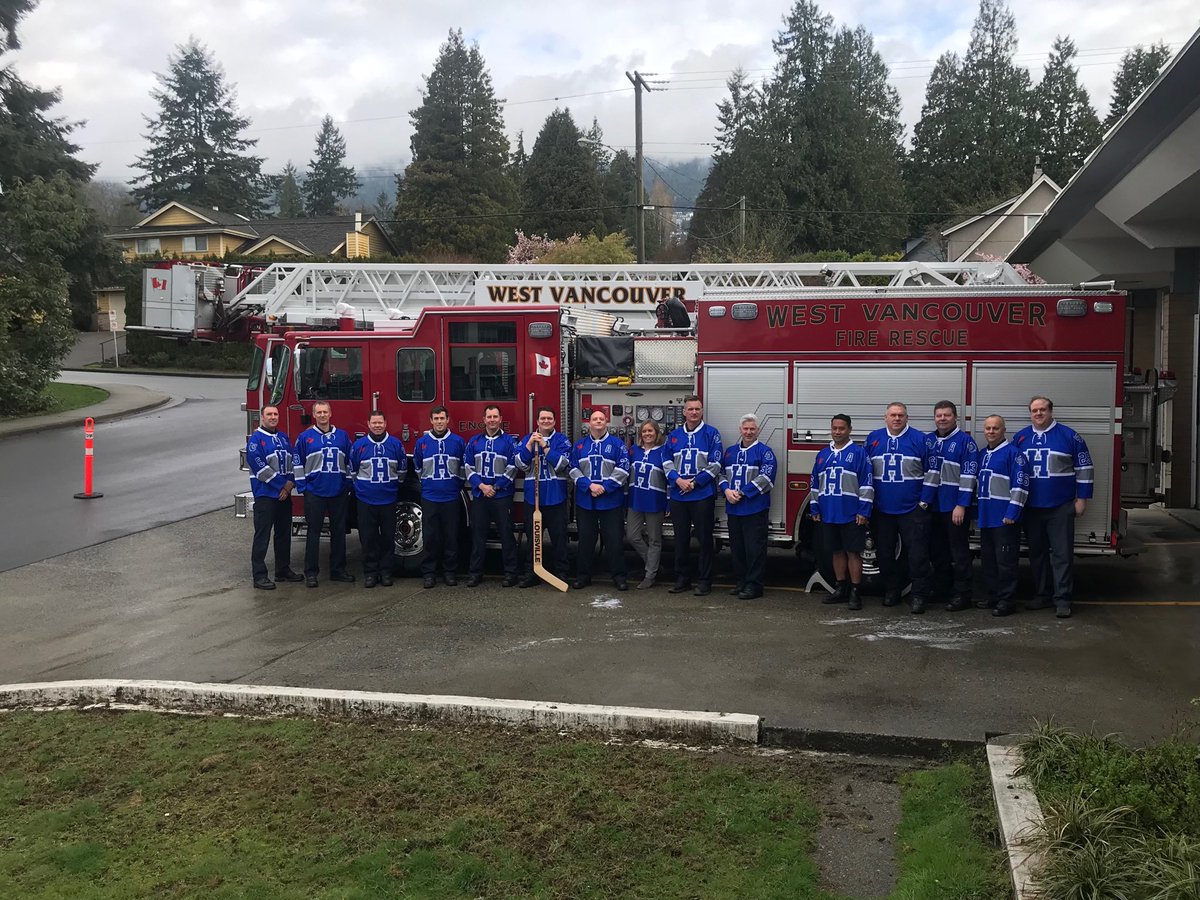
[413,406,466,588]
[1013,396,1093,619]
[662,395,723,596]
[247,404,303,589]
[866,402,934,614]
[349,411,407,588]
[975,415,1030,616]
[294,401,356,587]
[922,401,978,611]
[569,409,630,590]
[464,404,519,588]
[516,406,572,587]
[720,414,777,600]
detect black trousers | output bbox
[469,494,518,577]
[576,505,627,581]
[1025,501,1076,608]
[251,495,293,580]
[303,491,350,577]
[523,501,569,579]
[421,497,462,577]
[728,510,768,594]
[357,499,396,577]
[671,495,716,586]
[929,508,973,599]
[980,524,1020,609]
[871,506,933,600]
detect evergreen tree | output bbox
[130,39,268,214]
[582,117,610,173]
[601,148,638,236]
[1104,42,1172,130]
[275,161,303,217]
[303,115,360,216]
[372,189,393,222]
[394,29,516,261]
[1032,36,1102,185]
[522,107,602,239]
[906,52,969,227]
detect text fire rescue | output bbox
[486,284,687,305]
[765,299,1048,348]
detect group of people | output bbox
[810,397,1093,618]
[246,394,1093,618]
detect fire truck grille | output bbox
[635,339,698,383]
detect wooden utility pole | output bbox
[625,71,652,264]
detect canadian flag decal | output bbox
[533,352,552,377]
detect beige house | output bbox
[942,173,1062,262]
[109,201,397,260]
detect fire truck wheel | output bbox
[392,500,426,576]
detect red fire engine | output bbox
[136,261,1130,573]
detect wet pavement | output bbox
[1,505,1196,743]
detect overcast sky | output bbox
[10,0,1199,191]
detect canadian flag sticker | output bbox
[534,353,552,377]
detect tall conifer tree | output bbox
[1104,43,1172,130]
[522,107,602,239]
[275,162,303,217]
[303,115,360,216]
[1032,36,1102,186]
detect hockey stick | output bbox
[532,443,568,592]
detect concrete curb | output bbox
[62,366,246,380]
[0,384,171,440]
[761,725,981,759]
[0,680,761,745]
[986,735,1045,900]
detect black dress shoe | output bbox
[668,582,692,594]
[572,578,592,590]
[946,596,972,612]
[379,574,394,587]
[830,580,850,601]
[276,570,304,582]
[518,575,539,588]
[847,586,863,610]
[738,589,763,600]
[253,577,276,591]
[502,575,519,588]
[910,596,927,615]
[363,575,378,589]
[993,605,1015,617]
[614,579,629,591]
[976,599,995,610]
[305,575,319,588]
[1055,605,1072,619]
[821,591,847,605]
[423,575,437,589]
[882,592,901,607]
[330,571,356,583]
[443,574,457,586]
[693,583,711,596]
[467,574,483,587]
[728,586,744,596]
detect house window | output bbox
[182,235,209,252]
[135,238,161,254]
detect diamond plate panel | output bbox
[635,338,697,383]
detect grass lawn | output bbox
[0,383,108,422]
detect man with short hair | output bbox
[810,414,873,610]
[921,401,978,611]
[720,414,777,600]
[412,406,466,589]
[247,405,302,590]
[866,402,934,614]
[515,406,571,588]
[662,395,723,596]
[349,411,407,588]
[975,415,1030,617]
[294,401,356,588]
[1013,395,1093,619]
[464,405,520,588]
[570,409,631,590]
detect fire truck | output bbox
[137,261,1131,575]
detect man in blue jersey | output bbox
[570,409,631,590]
[663,395,723,596]
[412,406,466,589]
[975,415,1030,617]
[811,414,874,610]
[516,407,571,588]
[867,402,934,614]
[294,401,355,588]
[922,401,978,611]
[1013,396,1094,619]
[720,414,777,600]
[349,411,407,588]
[247,405,302,590]
[464,405,520,588]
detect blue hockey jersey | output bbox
[515,431,571,507]
[247,428,295,499]
[921,427,979,511]
[662,421,723,502]
[570,433,630,511]
[866,426,931,515]
[349,433,407,505]
[464,431,519,500]
[810,441,874,524]
[293,425,352,498]
[975,441,1030,528]
[627,445,668,514]
[412,430,466,503]
[1012,421,1094,509]
[719,440,777,517]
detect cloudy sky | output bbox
[10,0,1198,190]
